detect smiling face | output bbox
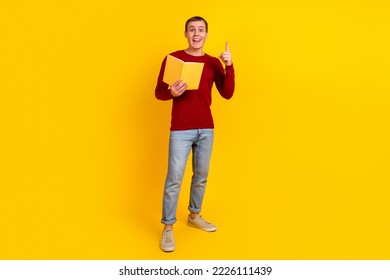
[184,20,208,54]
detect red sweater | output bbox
[155,50,235,131]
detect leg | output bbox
[161,130,195,225]
[160,130,197,252]
[188,129,214,215]
[187,129,217,232]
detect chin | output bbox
[191,43,203,49]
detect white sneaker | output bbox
[188,215,217,232]
[160,228,176,252]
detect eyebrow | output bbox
[188,26,205,29]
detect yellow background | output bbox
[1,0,389,259]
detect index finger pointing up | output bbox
[225,41,230,53]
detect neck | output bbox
[185,48,204,56]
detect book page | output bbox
[163,55,183,87]
[181,62,204,90]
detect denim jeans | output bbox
[161,129,214,225]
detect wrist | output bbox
[170,89,178,97]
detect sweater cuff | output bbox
[225,63,234,69]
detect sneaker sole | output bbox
[161,245,176,252]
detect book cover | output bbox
[163,55,204,90]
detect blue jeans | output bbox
[161,129,214,225]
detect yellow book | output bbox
[163,55,204,90]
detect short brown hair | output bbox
[185,16,208,32]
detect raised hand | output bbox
[219,41,232,66]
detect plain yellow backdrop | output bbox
[1,0,389,259]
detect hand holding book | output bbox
[170,80,188,97]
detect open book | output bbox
[163,55,204,90]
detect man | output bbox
[155,16,235,252]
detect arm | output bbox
[215,62,235,100]
[215,42,235,99]
[155,57,173,101]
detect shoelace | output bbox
[163,230,173,242]
[194,216,211,225]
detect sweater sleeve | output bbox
[155,57,173,101]
[214,61,235,100]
